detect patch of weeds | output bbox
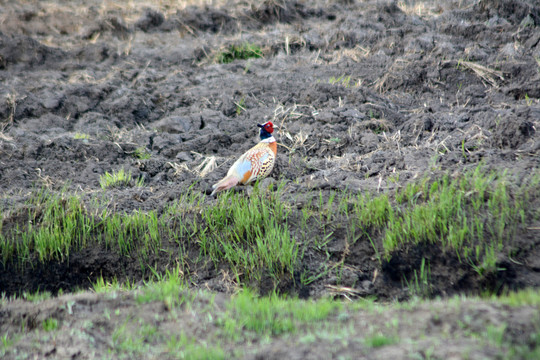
[42,318,58,332]
[92,276,136,293]
[300,261,331,286]
[496,288,540,307]
[299,322,356,345]
[103,209,161,257]
[388,173,400,184]
[349,296,380,312]
[111,319,149,358]
[405,257,432,298]
[133,147,151,160]
[221,289,340,337]
[383,166,539,278]
[135,176,145,187]
[329,75,353,88]
[307,166,539,292]
[235,97,245,115]
[1,188,163,266]
[99,168,132,189]
[524,93,533,106]
[363,332,399,347]
[167,333,225,360]
[73,132,90,140]
[368,109,380,119]
[0,191,94,264]
[484,324,506,347]
[217,43,262,64]
[354,193,393,229]
[200,184,298,285]
[0,333,16,356]
[137,266,192,309]
[508,334,540,359]
[22,290,52,302]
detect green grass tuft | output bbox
[92,276,136,293]
[134,147,151,160]
[73,132,90,140]
[137,266,191,309]
[167,333,225,360]
[42,318,58,332]
[217,43,263,64]
[329,74,356,88]
[99,168,132,189]
[222,289,340,337]
[363,332,399,348]
[495,288,540,307]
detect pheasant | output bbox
[211,121,277,195]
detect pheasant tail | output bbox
[210,175,239,196]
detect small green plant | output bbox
[406,257,432,297]
[134,147,151,160]
[388,173,400,184]
[329,75,352,87]
[235,97,245,115]
[92,276,135,293]
[243,60,252,74]
[99,168,132,189]
[217,43,263,64]
[300,262,331,285]
[367,109,381,120]
[73,132,90,140]
[111,320,148,356]
[524,93,533,106]
[484,324,507,347]
[42,318,58,332]
[135,176,145,187]
[0,333,15,355]
[364,332,399,347]
[167,333,225,360]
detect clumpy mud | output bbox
[0,0,540,357]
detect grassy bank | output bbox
[1,165,539,294]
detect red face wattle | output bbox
[264,121,274,133]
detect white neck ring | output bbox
[261,136,276,143]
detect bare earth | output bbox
[1,0,539,358]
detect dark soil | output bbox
[1,0,540,357]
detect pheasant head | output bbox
[257,121,274,140]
